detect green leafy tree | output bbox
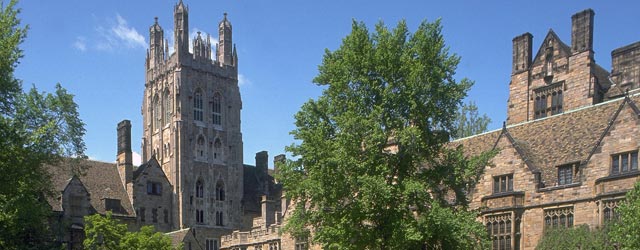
[0,1,86,249]
[536,225,614,250]
[609,181,640,249]
[84,213,178,250]
[452,101,491,139]
[83,213,127,250]
[279,19,493,250]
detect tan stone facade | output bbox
[457,9,640,250]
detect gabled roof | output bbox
[532,29,571,66]
[133,156,170,185]
[166,228,203,250]
[46,159,135,217]
[454,95,640,186]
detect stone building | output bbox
[455,9,640,250]
[219,8,640,250]
[48,2,279,250]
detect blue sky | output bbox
[13,1,640,167]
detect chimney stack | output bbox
[512,33,533,74]
[256,151,269,195]
[273,154,286,183]
[117,120,133,187]
[571,9,594,54]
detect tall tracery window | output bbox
[534,83,563,119]
[215,211,223,226]
[602,199,621,223]
[534,95,547,119]
[486,214,512,250]
[196,136,206,161]
[216,181,225,201]
[196,180,204,198]
[544,207,573,229]
[212,93,222,126]
[213,138,222,160]
[164,90,171,125]
[153,96,161,130]
[550,90,563,115]
[194,90,203,122]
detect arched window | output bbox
[193,90,203,122]
[212,92,222,126]
[215,181,225,201]
[196,180,204,198]
[153,96,161,130]
[163,90,171,125]
[196,136,206,160]
[213,138,222,160]
[215,211,223,226]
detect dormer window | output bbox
[611,151,638,175]
[493,174,513,194]
[147,182,162,195]
[105,198,122,213]
[557,163,577,186]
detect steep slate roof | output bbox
[454,95,640,186]
[46,159,135,217]
[166,228,203,250]
[133,157,170,185]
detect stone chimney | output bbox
[261,195,275,228]
[571,9,594,54]
[256,151,269,194]
[512,33,533,74]
[117,120,133,189]
[273,154,286,183]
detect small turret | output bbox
[218,13,235,66]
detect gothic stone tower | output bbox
[141,0,243,240]
[507,9,610,125]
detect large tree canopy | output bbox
[0,1,86,248]
[279,19,492,250]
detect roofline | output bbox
[165,228,192,235]
[454,92,640,142]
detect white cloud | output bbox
[132,151,142,166]
[73,36,87,51]
[112,14,147,49]
[94,14,146,51]
[238,74,251,87]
